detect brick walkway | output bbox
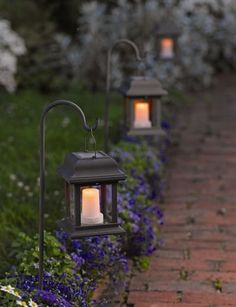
[127,75,236,307]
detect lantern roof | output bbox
[58,151,126,184]
[155,18,181,37]
[120,76,167,98]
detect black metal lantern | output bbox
[120,76,168,136]
[57,150,126,238]
[38,100,127,289]
[156,18,181,61]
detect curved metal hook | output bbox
[104,39,143,152]
[40,99,98,132]
[109,39,142,65]
[106,39,142,93]
[38,99,98,289]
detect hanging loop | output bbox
[90,127,97,158]
[84,128,97,158]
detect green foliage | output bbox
[113,141,163,175]
[134,256,150,271]
[0,285,24,306]
[113,141,164,192]
[11,231,74,277]
[213,278,223,292]
[179,267,189,281]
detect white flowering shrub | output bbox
[0,19,26,93]
[77,0,236,90]
[0,285,38,306]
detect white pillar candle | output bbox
[81,188,103,225]
[134,101,151,128]
[161,38,174,59]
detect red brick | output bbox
[220,261,236,272]
[129,302,209,307]
[191,271,236,283]
[148,281,214,293]
[149,258,213,272]
[190,231,232,241]
[157,250,184,259]
[127,291,210,306]
[225,243,236,251]
[191,250,236,261]
[163,240,222,250]
[127,291,179,304]
[183,292,236,305]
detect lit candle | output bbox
[161,38,174,59]
[81,188,103,225]
[134,101,151,128]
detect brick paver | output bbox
[127,75,236,307]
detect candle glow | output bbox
[161,38,174,59]
[134,100,151,128]
[81,187,103,225]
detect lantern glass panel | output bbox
[80,185,104,225]
[160,37,174,59]
[72,183,117,226]
[133,98,152,128]
[67,184,75,223]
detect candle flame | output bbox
[161,38,173,48]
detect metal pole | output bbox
[104,39,142,153]
[39,100,98,289]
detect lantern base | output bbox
[128,127,167,136]
[134,120,152,128]
[81,212,104,225]
[58,218,125,238]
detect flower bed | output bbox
[0,133,169,306]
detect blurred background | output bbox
[0,0,236,275]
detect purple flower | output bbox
[34,290,72,307]
[161,120,171,130]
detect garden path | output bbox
[127,74,236,307]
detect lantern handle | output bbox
[84,128,97,158]
[106,39,142,93]
[38,99,98,289]
[104,39,143,152]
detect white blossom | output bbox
[0,19,26,92]
[28,299,38,307]
[77,0,236,90]
[16,301,28,307]
[17,181,24,188]
[9,173,17,181]
[0,284,21,298]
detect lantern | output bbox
[57,150,126,238]
[38,100,127,289]
[120,76,168,136]
[156,18,181,61]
